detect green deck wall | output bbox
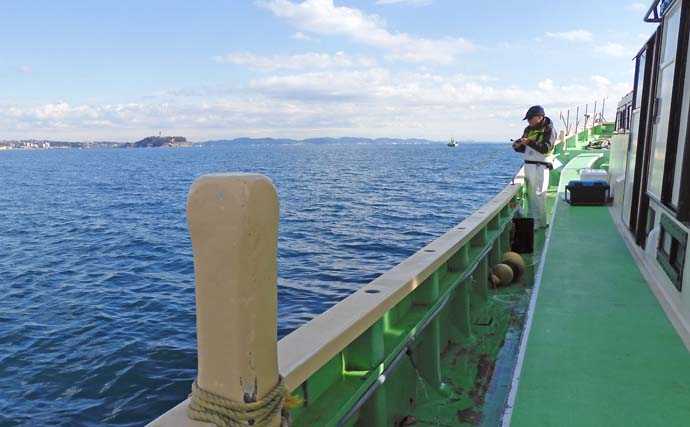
[289,199,526,427]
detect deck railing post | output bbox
[470,228,490,303]
[472,256,489,302]
[500,221,511,256]
[343,319,387,426]
[186,173,281,427]
[415,272,448,394]
[455,277,474,342]
[489,236,501,268]
[449,245,470,272]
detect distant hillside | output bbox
[124,136,189,148]
[204,137,441,146]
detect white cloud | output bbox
[376,0,432,5]
[538,79,554,90]
[212,51,376,71]
[545,30,593,42]
[292,31,318,42]
[257,0,473,64]
[250,69,393,101]
[594,42,633,58]
[540,29,639,60]
[246,68,630,121]
[0,72,632,141]
[627,2,646,11]
[592,75,611,86]
[18,65,32,74]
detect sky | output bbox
[0,0,655,142]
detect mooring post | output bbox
[187,173,281,427]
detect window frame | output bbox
[635,29,662,247]
[624,52,647,231]
[675,3,690,222]
[660,0,690,213]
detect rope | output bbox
[188,376,297,427]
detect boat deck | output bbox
[507,154,690,426]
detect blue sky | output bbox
[1,0,653,141]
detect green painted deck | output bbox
[509,155,690,426]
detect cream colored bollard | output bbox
[187,173,282,427]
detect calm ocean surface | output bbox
[0,141,521,426]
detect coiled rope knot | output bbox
[188,376,295,427]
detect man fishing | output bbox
[513,105,557,229]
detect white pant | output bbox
[525,163,549,229]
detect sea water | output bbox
[0,141,521,426]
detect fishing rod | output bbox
[454,142,519,177]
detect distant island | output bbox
[122,136,191,148]
[0,136,458,151]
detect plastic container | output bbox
[579,168,609,184]
[565,180,610,206]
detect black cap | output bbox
[523,105,545,120]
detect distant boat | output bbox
[447,138,459,147]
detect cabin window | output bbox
[622,52,646,229]
[657,214,687,291]
[634,51,647,110]
[648,67,675,197]
[671,29,690,209]
[623,111,641,227]
[662,5,681,62]
[616,95,633,133]
[647,2,682,200]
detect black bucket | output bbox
[512,217,534,254]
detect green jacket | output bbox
[514,116,556,155]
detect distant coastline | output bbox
[0,135,193,150]
[0,136,461,151]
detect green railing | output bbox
[288,200,520,426]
